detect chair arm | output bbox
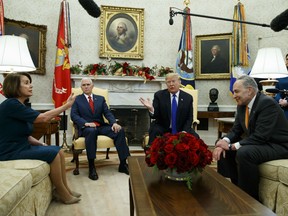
[193,119,200,125]
[192,119,200,130]
[70,120,80,140]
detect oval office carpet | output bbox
[45,149,144,216]
[45,148,216,216]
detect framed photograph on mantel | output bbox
[99,5,144,60]
[4,18,47,75]
[195,33,232,80]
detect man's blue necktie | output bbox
[171,94,177,134]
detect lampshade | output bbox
[249,47,288,79]
[0,35,36,73]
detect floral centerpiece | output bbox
[145,132,213,190]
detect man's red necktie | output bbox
[88,96,94,113]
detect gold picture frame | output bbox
[4,18,47,75]
[195,33,232,80]
[99,5,144,60]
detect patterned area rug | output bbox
[64,150,145,172]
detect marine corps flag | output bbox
[52,0,71,108]
[175,6,195,89]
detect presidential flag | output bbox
[175,7,195,89]
[52,0,71,108]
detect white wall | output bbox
[3,0,288,145]
[4,0,288,107]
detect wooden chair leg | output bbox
[106,148,110,159]
[73,151,80,175]
[71,144,75,163]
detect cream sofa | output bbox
[0,160,52,216]
[259,159,288,216]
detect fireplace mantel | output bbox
[71,75,166,108]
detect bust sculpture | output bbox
[208,88,219,111]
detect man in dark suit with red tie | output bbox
[213,75,288,200]
[139,73,199,146]
[71,78,130,180]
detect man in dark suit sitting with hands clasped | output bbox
[139,73,199,147]
[213,75,288,201]
[71,78,130,181]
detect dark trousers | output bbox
[217,143,288,200]
[82,125,130,161]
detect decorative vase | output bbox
[163,168,191,181]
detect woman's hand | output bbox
[66,93,76,108]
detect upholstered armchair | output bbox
[143,87,199,147]
[71,87,115,175]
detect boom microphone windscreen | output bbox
[265,88,281,93]
[78,0,101,18]
[270,9,288,32]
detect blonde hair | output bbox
[165,72,180,81]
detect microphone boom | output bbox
[169,7,174,25]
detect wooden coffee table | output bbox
[128,156,275,216]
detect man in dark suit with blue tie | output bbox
[139,73,199,146]
[213,75,288,200]
[71,78,130,180]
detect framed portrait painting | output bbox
[99,5,144,60]
[4,18,47,75]
[195,33,232,80]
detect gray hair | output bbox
[237,75,258,92]
[81,77,93,85]
[212,45,221,51]
[165,72,180,81]
[117,22,127,31]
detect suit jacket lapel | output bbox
[178,91,184,110]
[164,90,171,120]
[249,93,260,125]
[240,105,248,131]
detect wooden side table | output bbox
[198,111,235,119]
[32,119,60,146]
[215,117,235,139]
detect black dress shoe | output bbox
[89,167,99,180]
[118,163,129,175]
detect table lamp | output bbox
[249,47,288,95]
[0,35,36,74]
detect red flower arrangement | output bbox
[145,132,213,189]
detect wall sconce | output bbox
[249,47,288,95]
[0,35,36,74]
